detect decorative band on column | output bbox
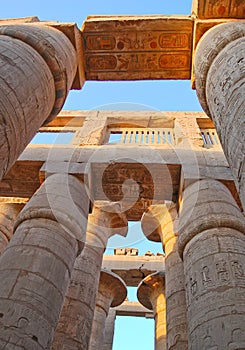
[194,22,245,117]
[0,24,77,123]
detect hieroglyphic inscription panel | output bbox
[91,162,181,220]
[192,0,245,19]
[82,16,193,80]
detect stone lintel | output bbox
[39,161,90,184]
[82,15,193,81]
[114,301,154,318]
[192,0,245,19]
[102,255,165,287]
[0,16,40,24]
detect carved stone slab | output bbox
[82,16,193,80]
[192,0,245,19]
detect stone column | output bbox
[53,201,128,350]
[137,271,166,350]
[89,269,127,350]
[0,23,77,179]
[178,179,245,349]
[142,203,188,349]
[103,309,116,350]
[0,173,90,349]
[0,202,24,255]
[194,22,245,209]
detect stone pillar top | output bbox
[137,271,165,311]
[141,202,177,245]
[194,22,245,116]
[178,179,245,258]
[91,200,128,235]
[99,269,127,308]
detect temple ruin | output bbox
[0,0,244,349]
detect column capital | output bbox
[14,173,89,253]
[0,23,77,124]
[194,21,245,117]
[178,179,245,258]
[97,269,127,310]
[141,202,178,246]
[137,271,165,311]
[87,201,128,246]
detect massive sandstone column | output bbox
[0,23,77,180]
[178,179,245,349]
[142,203,188,349]
[53,201,128,350]
[0,201,24,255]
[0,173,89,349]
[89,269,127,350]
[137,271,166,350]
[103,309,116,350]
[194,22,245,209]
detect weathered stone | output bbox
[142,203,188,350]
[53,201,128,350]
[194,22,245,210]
[0,174,89,349]
[0,23,77,180]
[89,269,127,350]
[178,179,245,349]
[137,271,166,350]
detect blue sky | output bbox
[2,1,200,349]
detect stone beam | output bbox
[192,0,244,19]
[82,16,194,80]
[115,301,154,318]
[102,255,165,286]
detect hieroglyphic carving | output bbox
[193,0,244,18]
[85,35,116,50]
[187,258,245,301]
[82,17,193,80]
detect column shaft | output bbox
[103,309,116,350]
[53,202,127,350]
[0,202,23,255]
[178,179,245,349]
[89,270,127,350]
[137,272,166,350]
[194,22,245,209]
[0,174,89,350]
[0,24,77,179]
[141,204,188,349]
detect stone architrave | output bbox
[194,22,245,210]
[0,173,90,349]
[178,179,245,349]
[141,203,188,349]
[53,201,128,350]
[0,23,77,180]
[137,271,166,350]
[0,202,24,255]
[89,269,127,350]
